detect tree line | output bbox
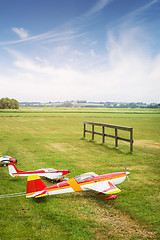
[0,98,19,109]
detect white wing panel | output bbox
[82,180,121,195]
[82,181,110,192]
[43,172,62,179]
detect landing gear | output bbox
[59,177,69,182]
[103,195,117,200]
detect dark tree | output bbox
[0,98,19,109]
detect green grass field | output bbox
[0,108,159,240]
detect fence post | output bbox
[83,123,86,138]
[92,124,94,140]
[115,128,118,148]
[130,128,133,152]
[102,126,105,144]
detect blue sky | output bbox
[0,0,160,103]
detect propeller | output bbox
[125,164,130,181]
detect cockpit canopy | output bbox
[40,168,56,172]
[74,172,98,183]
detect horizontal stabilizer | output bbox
[34,190,47,198]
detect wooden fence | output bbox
[83,121,133,152]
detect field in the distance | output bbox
[0,108,159,240]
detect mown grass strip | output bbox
[0,110,159,239]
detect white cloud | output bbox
[0,2,160,103]
[90,49,96,57]
[72,50,84,57]
[1,38,160,103]
[126,0,158,19]
[12,27,29,39]
[86,0,113,16]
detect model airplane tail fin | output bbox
[26,175,47,198]
[8,163,19,177]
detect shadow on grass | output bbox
[80,137,133,155]
[33,197,48,203]
[0,165,7,168]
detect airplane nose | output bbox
[126,171,130,176]
[10,158,17,163]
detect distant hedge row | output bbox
[0,97,19,109]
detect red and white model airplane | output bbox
[0,156,17,166]
[26,169,130,200]
[8,163,70,180]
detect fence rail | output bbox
[83,121,133,152]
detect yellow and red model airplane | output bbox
[26,169,130,200]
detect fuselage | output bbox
[45,172,128,196]
[12,169,69,176]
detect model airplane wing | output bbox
[42,172,63,180]
[84,181,121,195]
